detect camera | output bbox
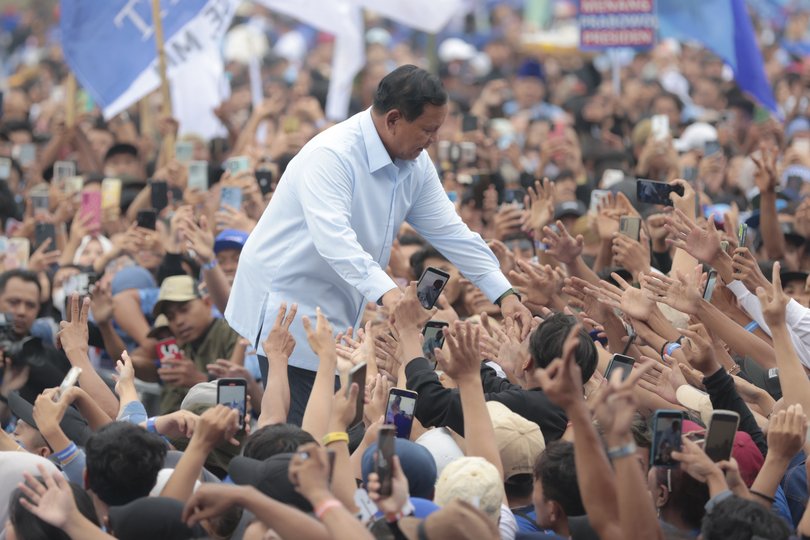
[0,313,45,367]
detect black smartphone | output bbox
[150,180,169,211]
[136,209,157,230]
[787,175,804,196]
[619,216,641,241]
[651,410,683,467]
[502,188,526,207]
[256,169,275,195]
[347,362,366,428]
[605,354,635,382]
[34,222,56,253]
[217,378,247,430]
[737,224,748,247]
[376,426,396,497]
[416,267,451,310]
[386,388,418,439]
[636,179,683,206]
[422,320,449,366]
[462,114,479,132]
[704,410,740,462]
[704,140,722,157]
[703,270,718,301]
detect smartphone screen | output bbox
[175,141,194,163]
[34,223,56,253]
[81,191,102,231]
[462,114,478,132]
[386,388,418,439]
[188,161,209,191]
[786,175,803,196]
[416,267,451,310]
[8,238,30,270]
[31,192,49,220]
[150,180,169,211]
[703,140,722,157]
[737,224,748,247]
[54,161,76,184]
[651,114,670,141]
[220,187,243,210]
[226,156,250,175]
[636,179,682,206]
[422,321,448,365]
[704,410,740,462]
[589,189,609,212]
[502,188,526,207]
[136,209,157,230]
[703,270,718,301]
[0,158,11,180]
[256,169,274,195]
[619,216,641,241]
[652,410,683,467]
[217,378,247,429]
[605,354,635,382]
[54,366,82,401]
[101,178,122,210]
[347,362,366,428]
[376,426,396,497]
[14,143,36,167]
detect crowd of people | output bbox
[3,1,810,539]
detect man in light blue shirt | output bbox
[226,65,531,424]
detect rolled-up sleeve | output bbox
[298,147,398,303]
[406,160,511,302]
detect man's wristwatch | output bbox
[495,288,521,307]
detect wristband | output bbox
[202,259,217,271]
[606,441,637,460]
[146,416,158,434]
[750,489,775,504]
[665,342,682,357]
[495,288,521,307]
[659,341,670,361]
[321,431,349,446]
[744,321,760,333]
[314,498,343,520]
[54,442,78,462]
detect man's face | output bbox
[387,104,447,161]
[104,153,142,179]
[164,298,213,345]
[423,256,461,304]
[784,279,810,306]
[13,420,50,457]
[0,277,40,335]
[216,248,241,285]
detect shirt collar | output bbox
[360,108,395,173]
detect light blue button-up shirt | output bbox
[225,108,511,371]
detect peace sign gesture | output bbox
[263,302,298,359]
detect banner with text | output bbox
[578,0,658,50]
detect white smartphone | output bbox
[651,114,670,141]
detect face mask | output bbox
[52,287,67,319]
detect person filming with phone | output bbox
[228,65,531,425]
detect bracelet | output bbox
[202,259,217,271]
[607,441,637,460]
[54,442,78,462]
[146,417,158,434]
[750,489,775,504]
[322,432,349,446]
[495,288,521,307]
[659,341,670,361]
[665,342,682,357]
[314,498,343,520]
[727,363,742,376]
[744,321,760,333]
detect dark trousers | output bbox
[258,355,340,426]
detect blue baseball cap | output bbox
[362,439,438,499]
[214,229,249,254]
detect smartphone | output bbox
[422,320,449,366]
[704,140,722,157]
[54,161,76,183]
[786,175,803,196]
[416,267,451,310]
[502,188,526,207]
[651,410,683,467]
[347,362,367,428]
[7,238,30,269]
[651,114,670,141]
[150,180,168,211]
[720,240,730,254]
[13,143,36,167]
[462,114,479,132]
[0,158,10,180]
[136,209,157,230]
[217,378,247,430]
[619,216,641,241]
[220,186,243,210]
[703,270,718,301]
[101,178,122,210]
[81,190,102,231]
[64,176,84,195]
[460,141,476,165]
[226,156,251,176]
[605,354,635,382]
[386,388,418,439]
[188,160,208,191]
[601,169,624,189]
[53,366,82,402]
[737,223,748,247]
[704,410,740,462]
[175,141,194,163]
[255,168,274,195]
[34,223,56,253]
[636,179,683,206]
[30,191,49,219]
[375,426,396,497]
[589,189,609,212]
[154,337,180,368]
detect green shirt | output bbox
[159,318,240,414]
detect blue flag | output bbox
[658,0,777,113]
[60,0,208,112]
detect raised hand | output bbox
[28,238,61,273]
[640,265,704,315]
[367,455,410,515]
[767,404,807,463]
[522,178,555,233]
[263,302,298,359]
[732,247,770,293]
[585,272,655,322]
[89,280,115,325]
[595,192,622,241]
[612,230,651,280]
[508,259,563,312]
[529,324,584,411]
[542,220,584,265]
[56,294,90,355]
[434,320,482,384]
[302,307,336,359]
[590,359,652,439]
[679,324,721,376]
[671,437,725,485]
[18,465,81,529]
[488,239,516,276]
[390,281,436,334]
[751,144,779,195]
[755,262,789,329]
[665,208,722,263]
[288,442,334,503]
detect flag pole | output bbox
[151,0,175,160]
[65,73,77,128]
